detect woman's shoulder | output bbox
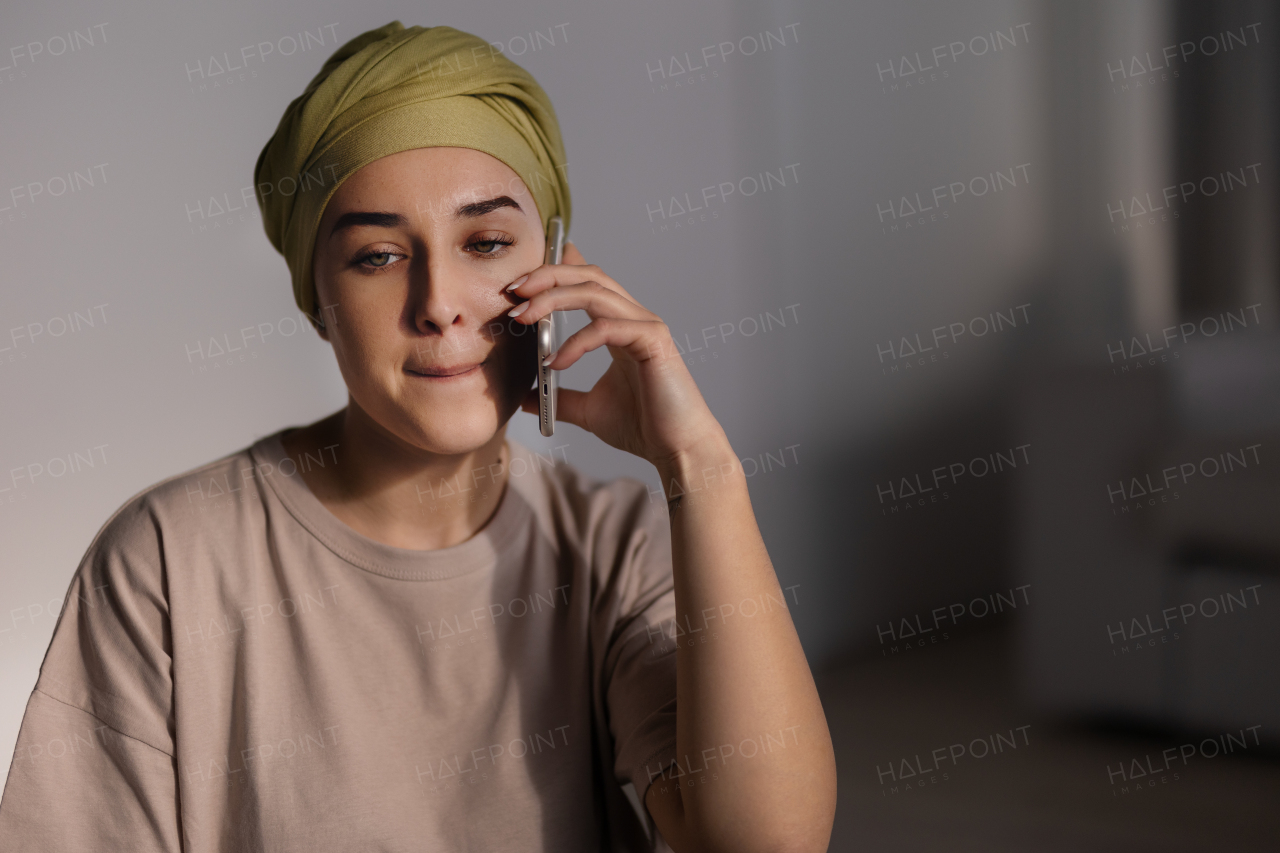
[34,439,275,752]
[79,435,268,571]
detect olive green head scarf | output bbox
[254,21,571,320]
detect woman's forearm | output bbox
[649,433,837,853]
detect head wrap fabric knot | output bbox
[253,20,571,319]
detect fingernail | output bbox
[508,302,529,317]
[506,275,529,292]
[542,350,557,366]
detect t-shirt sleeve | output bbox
[0,498,181,851]
[596,484,680,803]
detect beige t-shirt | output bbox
[0,429,680,852]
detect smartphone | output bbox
[538,216,565,437]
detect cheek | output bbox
[476,246,547,360]
[326,293,403,372]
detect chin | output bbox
[397,405,508,456]
[358,366,524,455]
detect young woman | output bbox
[0,21,835,852]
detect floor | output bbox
[815,623,1280,852]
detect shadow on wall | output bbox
[805,387,1026,671]
[1014,333,1280,737]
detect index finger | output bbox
[510,260,643,308]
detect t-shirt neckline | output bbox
[250,428,530,582]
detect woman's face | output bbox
[312,147,544,454]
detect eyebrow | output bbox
[455,195,523,218]
[329,211,406,238]
[329,196,524,239]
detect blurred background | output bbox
[2,0,1278,849]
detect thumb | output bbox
[561,241,587,265]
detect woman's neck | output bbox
[281,405,510,551]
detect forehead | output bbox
[324,147,534,219]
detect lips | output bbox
[406,361,484,377]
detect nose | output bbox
[412,251,468,335]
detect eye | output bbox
[355,250,405,271]
[465,233,516,257]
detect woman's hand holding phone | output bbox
[506,242,728,471]
[509,244,836,853]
